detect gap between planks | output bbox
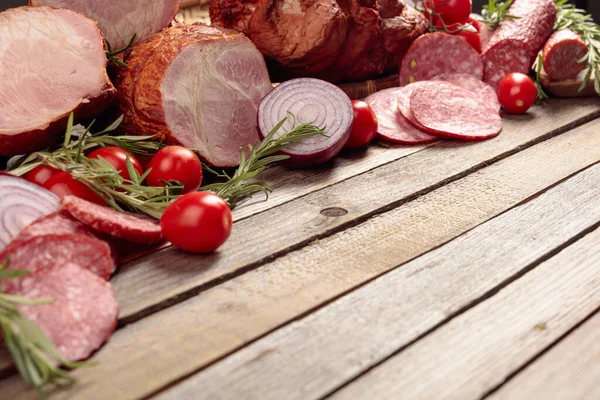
[3,113,600,398]
[149,150,600,400]
[329,225,600,400]
[111,98,600,328]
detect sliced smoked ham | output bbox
[29,0,182,50]
[113,24,273,167]
[0,7,115,156]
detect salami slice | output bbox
[0,234,115,292]
[13,263,118,361]
[399,33,484,86]
[431,72,501,111]
[542,29,589,81]
[481,0,556,87]
[396,84,438,133]
[409,81,502,141]
[61,196,163,245]
[364,88,436,144]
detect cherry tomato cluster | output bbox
[425,0,481,53]
[26,145,231,253]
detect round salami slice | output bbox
[431,72,501,111]
[396,83,439,134]
[399,33,484,86]
[364,88,436,144]
[13,263,118,361]
[409,81,502,141]
[61,196,163,245]
[0,234,115,292]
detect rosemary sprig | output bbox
[533,54,549,102]
[481,0,518,30]
[105,34,136,67]
[553,0,600,95]
[0,260,86,399]
[201,114,327,208]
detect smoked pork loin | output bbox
[0,7,115,156]
[29,0,182,49]
[210,0,427,82]
[113,24,272,167]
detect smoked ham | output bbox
[0,7,115,156]
[113,24,272,167]
[29,0,182,50]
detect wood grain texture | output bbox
[2,106,600,399]
[487,311,600,400]
[111,99,600,326]
[152,161,600,400]
[331,229,600,400]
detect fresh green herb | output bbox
[533,54,549,102]
[10,113,325,217]
[553,0,600,95]
[481,0,518,30]
[201,114,327,208]
[0,260,86,399]
[105,34,136,67]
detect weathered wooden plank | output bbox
[2,117,598,398]
[330,229,600,400]
[150,159,600,400]
[113,99,600,325]
[487,311,600,400]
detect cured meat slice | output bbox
[542,29,589,81]
[396,82,439,133]
[13,263,118,361]
[0,7,115,156]
[15,211,119,263]
[113,24,272,167]
[409,81,502,141]
[0,173,59,252]
[399,33,484,86]
[365,88,436,144]
[61,196,163,245]
[0,234,115,293]
[29,0,182,50]
[431,72,501,111]
[481,0,557,88]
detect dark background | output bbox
[0,0,596,13]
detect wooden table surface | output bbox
[1,97,600,399]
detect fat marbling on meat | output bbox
[0,7,115,156]
[29,0,182,49]
[113,24,273,167]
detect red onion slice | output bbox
[0,173,60,251]
[258,78,353,167]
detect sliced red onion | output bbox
[258,78,353,167]
[0,173,60,252]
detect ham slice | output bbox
[113,24,273,167]
[0,7,115,156]
[29,0,182,49]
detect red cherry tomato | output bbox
[345,100,378,149]
[160,192,232,253]
[146,146,203,193]
[456,25,482,53]
[24,165,60,186]
[424,0,472,26]
[467,16,480,32]
[497,73,538,114]
[88,147,144,181]
[44,172,105,205]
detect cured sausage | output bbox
[481,0,557,87]
[61,196,163,245]
[409,81,502,141]
[364,88,436,144]
[13,263,118,361]
[431,73,501,111]
[0,234,115,293]
[399,33,484,86]
[396,84,439,134]
[542,29,589,81]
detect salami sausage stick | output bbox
[542,29,589,81]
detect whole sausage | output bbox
[481,0,557,87]
[542,29,589,80]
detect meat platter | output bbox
[0,0,598,396]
